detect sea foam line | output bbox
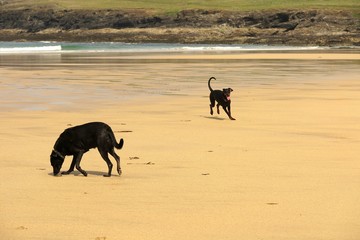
[0,45,62,53]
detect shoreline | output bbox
[85,52,360,60]
[1,43,360,58]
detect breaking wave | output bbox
[0,41,338,54]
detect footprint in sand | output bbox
[127,161,154,165]
[16,226,28,230]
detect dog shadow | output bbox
[201,115,226,121]
[48,170,120,177]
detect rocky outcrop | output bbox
[0,8,359,45]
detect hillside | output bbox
[0,1,359,45]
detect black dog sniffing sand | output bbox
[208,77,236,120]
[50,122,124,177]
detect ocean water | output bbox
[0,41,335,53]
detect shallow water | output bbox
[0,50,359,111]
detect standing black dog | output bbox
[50,122,124,177]
[208,77,236,120]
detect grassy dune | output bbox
[3,0,360,13]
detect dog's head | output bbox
[223,88,233,101]
[50,150,65,176]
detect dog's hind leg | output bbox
[209,95,215,115]
[109,148,122,175]
[217,104,220,114]
[61,155,77,175]
[98,149,113,177]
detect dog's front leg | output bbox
[223,105,236,120]
[75,151,87,176]
[61,155,77,175]
[228,104,236,120]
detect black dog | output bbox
[50,122,124,177]
[208,77,236,120]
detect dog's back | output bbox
[60,122,110,149]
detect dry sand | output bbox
[1,52,360,240]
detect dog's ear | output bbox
[223,88,233,92]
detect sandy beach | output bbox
[1,51,360,240]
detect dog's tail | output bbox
[208,77,216,92]
[115,138,124,150]
[109,129,124,150]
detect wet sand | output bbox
[1,51,360,240]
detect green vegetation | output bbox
[3,0,360,13]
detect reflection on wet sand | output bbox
[1,51,359,111]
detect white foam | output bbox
[178,45,324,52]
[179,46,243,51]
[0,45,61,53]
